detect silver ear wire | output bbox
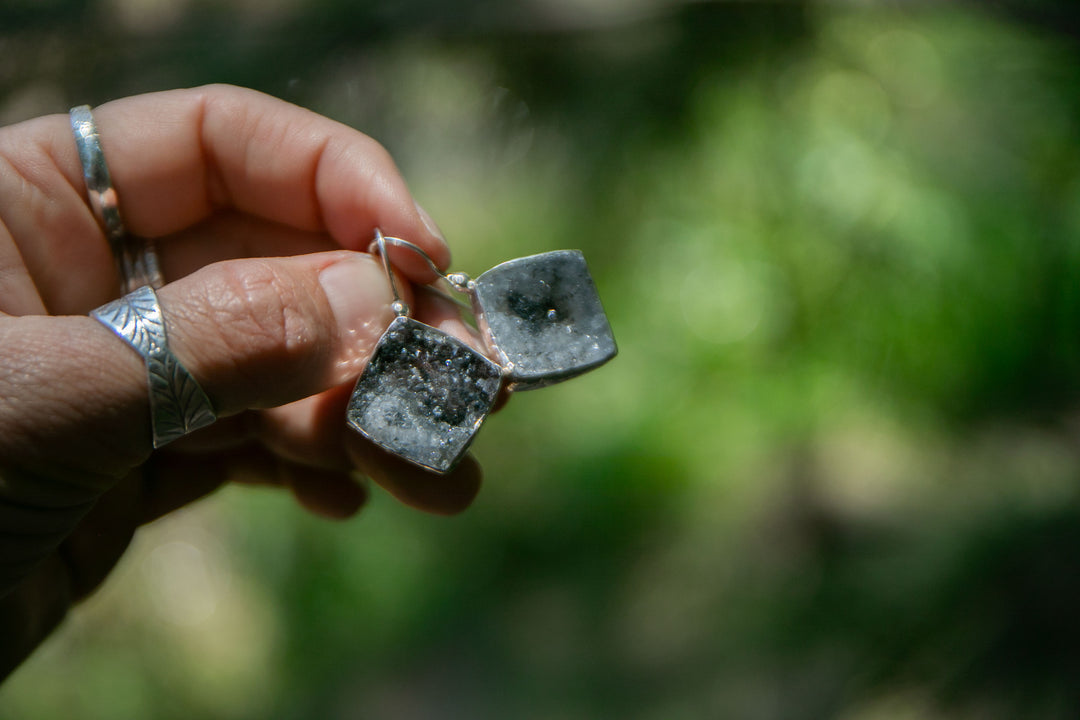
[370,233,475,296]
[373,228,410,317]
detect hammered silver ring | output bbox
[91,286,217,448]
[70,105,164,294]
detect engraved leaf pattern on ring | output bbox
[93,286,165,355]
[147,352,216,445]
[92,286,216,448]
[124,287,166,354]
[168,352,216,431]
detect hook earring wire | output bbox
[370,230,476,310]
[370,233,475,292]
[373,228,410,317]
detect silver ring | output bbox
[70,105,164,294]
[91,286,217,448]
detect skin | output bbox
[0,84,489,678]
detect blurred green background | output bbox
[3,0,1080,718]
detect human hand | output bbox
[0,85,484,677]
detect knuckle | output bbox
[202,260,324,364]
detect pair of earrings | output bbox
[346,230,617,473]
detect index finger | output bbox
[83,84,449,281]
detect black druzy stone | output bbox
[346,316,502,473]
[473,250,617,390]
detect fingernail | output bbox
[319,254,395,366]
[415,202,446,243]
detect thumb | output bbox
[0,250,400,479]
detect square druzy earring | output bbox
[345,230,503,474]
[346,315,502,474]
[347,231,617,473]
[471,250,617,390]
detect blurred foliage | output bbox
[4,1,1080,718]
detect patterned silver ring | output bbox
[91,286,217,448]
[70,105,164,294]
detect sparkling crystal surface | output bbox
[474,250,617,390]
[346,316,502,473]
